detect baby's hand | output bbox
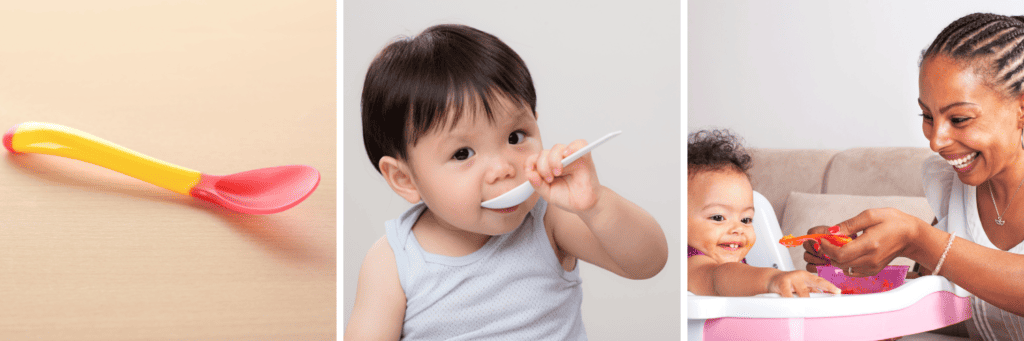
[525,140,601,214]
[767,270,841,297]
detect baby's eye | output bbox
[741,217,753,225]
[508,131,526,145]
[710,215,724,222]
[452,148,475,161]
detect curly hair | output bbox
[687,129,752,178]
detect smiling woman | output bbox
[804,12,1024,341]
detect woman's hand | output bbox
[767,269,842,297]
[802,225,840,272]
[817,208,929,277]
[525,140,601,214]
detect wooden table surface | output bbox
[0,1,336,339]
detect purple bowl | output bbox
[816,265,909,294]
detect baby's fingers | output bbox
[525,154,542,186]
[547,143,569,177]
[535,149,554,183]
[816,277,841,295]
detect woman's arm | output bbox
[546,186,668,280]
[907,226,1024,315]
[344,236,406,340]
[821,208,1024,315]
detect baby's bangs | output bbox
[407,84,528,145]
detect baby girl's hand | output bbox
[767,270,841,297]
[525,139,601,214]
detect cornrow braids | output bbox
[687,129,752,178]
[923,13,1024,98]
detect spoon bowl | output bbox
[190,165,320,214]
[5,122,320,214]
[481,130,621,209]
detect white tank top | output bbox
[923,154,1024,340]
[386,198,587,340]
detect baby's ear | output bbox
[379,156,421,204]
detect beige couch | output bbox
[748,147,938,271]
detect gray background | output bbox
[343,1,680,339]
[689,0,1024,149]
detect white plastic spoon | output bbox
[481,130,622,209]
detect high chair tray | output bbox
[688,276,971,341]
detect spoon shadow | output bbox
[5,153,193,205]
[203,203,336,269]
[7,153,334,268]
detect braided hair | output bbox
[687,129,752,179]
[923,13,1024,98]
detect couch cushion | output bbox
[780,192,935,272]
[748,149,839,222]
[823,147,934,198]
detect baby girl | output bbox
[687,129,839,297]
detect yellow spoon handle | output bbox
[6,122,202,195]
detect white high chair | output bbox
[687,191,972,341]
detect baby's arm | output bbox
[688,254,840,297]
[530,140,668,279]
[544,188,668,279]
[344,236,406,340]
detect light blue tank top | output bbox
[386,198,587,340]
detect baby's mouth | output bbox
[718,243,743,251]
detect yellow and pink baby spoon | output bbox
[4,122,319,214]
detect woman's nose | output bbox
[928,121,952,152]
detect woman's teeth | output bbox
[947,152,978,169]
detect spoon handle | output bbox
[560,130,622,167]
[5,122,202,194]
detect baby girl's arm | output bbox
[689,254,779,296]
[345,236,406,340]
[689,254,841,297]
[529,140,668,280]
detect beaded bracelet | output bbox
[933,232,956,276]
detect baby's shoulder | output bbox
[357,235,404,299]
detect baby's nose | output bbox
[485,156,517,183]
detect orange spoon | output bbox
[779,234,853,248]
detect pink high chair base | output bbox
[696,289,970,340]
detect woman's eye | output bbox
[508,131,526,145]
[741,217,753,224]
[452,148,475,161]
[920,113,933,122]
[951,117,971,124]
[710,215,724,222]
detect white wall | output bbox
[689,0,1024,150]
[343,1,680,339]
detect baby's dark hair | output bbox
[687,129,752,178]
[361,24,537,173]
[922,13,1024,99]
